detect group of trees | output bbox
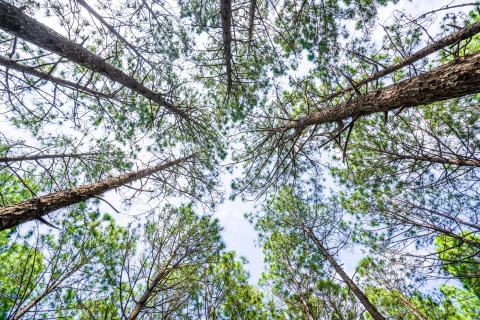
[0,0,480,318]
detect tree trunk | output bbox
[0,1,189,121]
[0,154,195,230]
[322,21,480,102]
[303,227,385,320]
[285,51,480,130]
[247,0,257,44]
[126,266,171,320]
[362,148,480,167]
[220,0,233,93]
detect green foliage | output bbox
[436,234,480,296]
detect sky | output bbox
[1,0,475,285]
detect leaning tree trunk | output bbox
[285,51,480,130]
[303,227,385,320]
[0,154,195,230]
[0,1,189,121]
[220,0,233,93]
[323,21,480,102]
[126,266,171,320]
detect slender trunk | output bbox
[0,1,189,121]
[303,227,385,320]
[0,57,113,99]
[0,151,100,163]
[247,0,256,44]
[384,209,480,249]
[126,266,171,320]
[220,0,233,93]
[390,154,480,167]
[0,154,195,230]
[11,257,87,320]
[323,21,480,102]
[396,292,428,320]
[358,146,480,168]
[285,51,480,130]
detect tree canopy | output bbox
[1,0,480,318]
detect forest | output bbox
[0,0,479,319]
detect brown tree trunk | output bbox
[322,21,480,102]
[303,227,385,320]
[0,151,100,163]
[0,57,113,99]
[247,0,257,44]
[220,0,233,93]
[285,51,480,130]
[126,266,170,320]
[0,154,195,230]
[0,1,189,121]
[361,148,480,167]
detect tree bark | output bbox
[360,148,480,167]
[247,0,257,44]
[323,21,480,102]
[0,154,195,230]
[0,1,190,121]
[220,0,233,93]
[303,227,385,320]
[285,51,480,130]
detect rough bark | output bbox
[0,57,113,99]
[361,148,480,167]
[285,51,480,130]
[390,154,480,167]
[220,0,233,93]
[323,21,480,102]
[303,227,385,320]
[0,152,100,163]
[0,1,190,121]
[0,154,195,230]
[247,0,256,44]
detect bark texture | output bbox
[0,154,195,230]
[247,0,257,44]
[0,1,189,120]
[386,153,480,167]
[220,0,233,93]
[324,21,480,101]
[286,51,480,130]
[303,227,385,320]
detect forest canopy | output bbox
[0,0,480,319]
